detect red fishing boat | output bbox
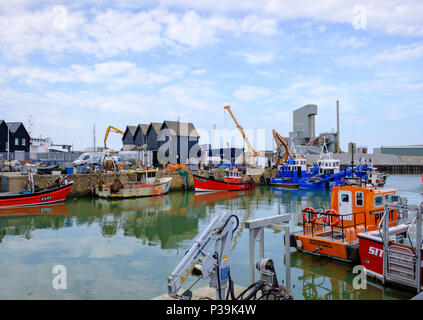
[193,169,255,192]
[0,177,73,209]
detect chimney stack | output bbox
[336,100,340,153]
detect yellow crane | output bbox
[223,105,258,157]
[272,129,290,166]
[104,126,124,148]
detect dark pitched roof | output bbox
[126,125,137,136]
[138,124,149,135]
[148,122,163,135]
[6,122,24,133]
[162,120,200,137]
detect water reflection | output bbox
[0,175,419,300]
[290,251,413,300]
[0,203,72,243]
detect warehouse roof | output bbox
[137,124,149,135]
[162,120,200,137]
[6,122,24,133]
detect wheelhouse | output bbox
[224,170,243,183]
[318,155,340,175]
[128,169,158,184]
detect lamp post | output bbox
[7,125,10,161]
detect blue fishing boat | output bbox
[269,156,309,189]
[298,152,372,190]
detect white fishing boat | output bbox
[95,169,172,199]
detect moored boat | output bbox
[269,156,308,189]
[95,169,172,198]
[0,178,73,209]
[290,183,401,263]
[193,169,255,192]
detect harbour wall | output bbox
[0,169,277,197]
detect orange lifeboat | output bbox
[290,184,401,263]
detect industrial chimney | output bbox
[336,100,340,153]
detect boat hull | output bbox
[269,182,299,189]
[358,229,423,288]
[193,175,254,192]
[290,232,360,263]
[96,177,172,198]
[0,183,73,209]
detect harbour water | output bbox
[0,174,422,300]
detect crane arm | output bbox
[272,129,290,166]
[168,212,235,299]
[224,105,258,157]
[104,126,125,148]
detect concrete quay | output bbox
[0,168,276,197]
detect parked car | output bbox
[73,152,105,167]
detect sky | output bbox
[0,0,422,152]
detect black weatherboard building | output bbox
[0,120,8,154]
[0,121,31,160]
[158,120,200,165]
[146,122,163,165]
[122,125,137,149]
[133,124,149,148]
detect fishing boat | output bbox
[95,169,172,198]
[193,169,255,192]
[0,175,73,209]
[269,156,308,189]
[366,166,388,187]
[299,157,376,190]
[358,197,422,291]
[290,182,401,263]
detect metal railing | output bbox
[302,209,367,242]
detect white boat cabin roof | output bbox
[224,170,243,178]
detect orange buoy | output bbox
[302,207,318,223]
[325,209,340,227]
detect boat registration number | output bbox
[40,195,52,202]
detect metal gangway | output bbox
[381,198,422,293]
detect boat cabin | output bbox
[318,154,340,175]
[329,185,398,231]
[277,157,307,177]
[223,170,243,183]
[129,169,158,184]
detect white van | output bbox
[73,152,105,166]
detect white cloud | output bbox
[0,6,281,58]
[371,42,423,63]
[7,61,171,87]
[233,85,271,101]
[158,0,423,37]
[339,36,368,49]
[190,69,207,75]
[242,52,277,65]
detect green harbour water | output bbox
[0,174,422,300]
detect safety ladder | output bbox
[382,200,422,293]
[385,245,418,287]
